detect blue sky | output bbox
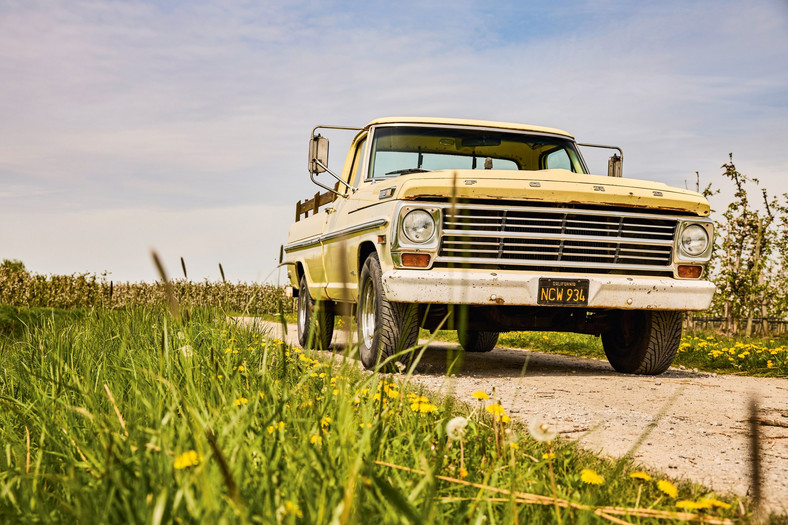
[1,0,787,283]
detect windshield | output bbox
[368,125,587,179]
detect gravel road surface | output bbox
[237,317,788,514]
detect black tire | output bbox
[357,253,420,371]
[458,330,499,353]
[601,310,682,375]
[297,274,335,350]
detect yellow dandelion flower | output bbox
[173,450,201,470]
[542,452,556,460]
[485,404,506,417]
[509,442,519,450]
[419,403,438,414]
[701,498,731,509]
[657,480,678,498]
[259,392,264,400]
[267,421,285,434]
[233,365,245,371]
[580,469,604,485]
[500,415,511,423]
[310,433,322,446]
[629,471,652,481]
[471,391,490,400]
[320,416,332,429]
[233,397,248,406]
[676,500,712,510]
[282,500,303,518]
[459,467,468,479]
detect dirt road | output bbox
[239,318,788,514]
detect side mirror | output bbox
[608,153,622,178]
[309,135,329,175]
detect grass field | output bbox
[0,305,755,523]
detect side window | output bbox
[544,149,572,171]
[348,138,367,186]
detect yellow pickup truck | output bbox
[283,117,715,375]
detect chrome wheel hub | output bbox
[360,279,376,349]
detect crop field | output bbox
[0,306,755,523]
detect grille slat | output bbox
[437,205,676,274]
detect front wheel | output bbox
[458,330,499,353]
[297,274,335,350]
[601,310,682,375]
[357,253,420,370]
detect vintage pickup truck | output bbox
[282,117,715,375]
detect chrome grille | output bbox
[437,205,676,273]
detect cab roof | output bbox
[365,117,574,139]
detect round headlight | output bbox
[680,224,709,257]
[402,210,436,243]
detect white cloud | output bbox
[1,0,786,281]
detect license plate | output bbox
[537,278,589,306]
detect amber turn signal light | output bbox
[401,253,431,267]
[677,265,702,278]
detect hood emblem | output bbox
[379,187,396,199]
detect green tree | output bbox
[711,155,779,336]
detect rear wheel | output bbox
[297,274,335,350]
[601,310,682,375]
[457,330,499,353]
[357,253,420,370]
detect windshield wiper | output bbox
[384,168,430,176]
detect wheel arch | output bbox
[357,241,378,276]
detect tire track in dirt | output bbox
[238,317,788,515]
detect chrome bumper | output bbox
[380,269,715,310]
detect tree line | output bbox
[703,154,788,335]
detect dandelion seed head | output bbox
[528,416,558,442]
[446,416,468,441]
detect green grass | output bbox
[424,328,788,377]
[0,306,755,523]
[0,304,87,338]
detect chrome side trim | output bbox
[284,219,389,253]
[284,236,322,252]
[321,219,388,243]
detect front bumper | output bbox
[381,269,715,310]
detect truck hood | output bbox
[388,169,710,216]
